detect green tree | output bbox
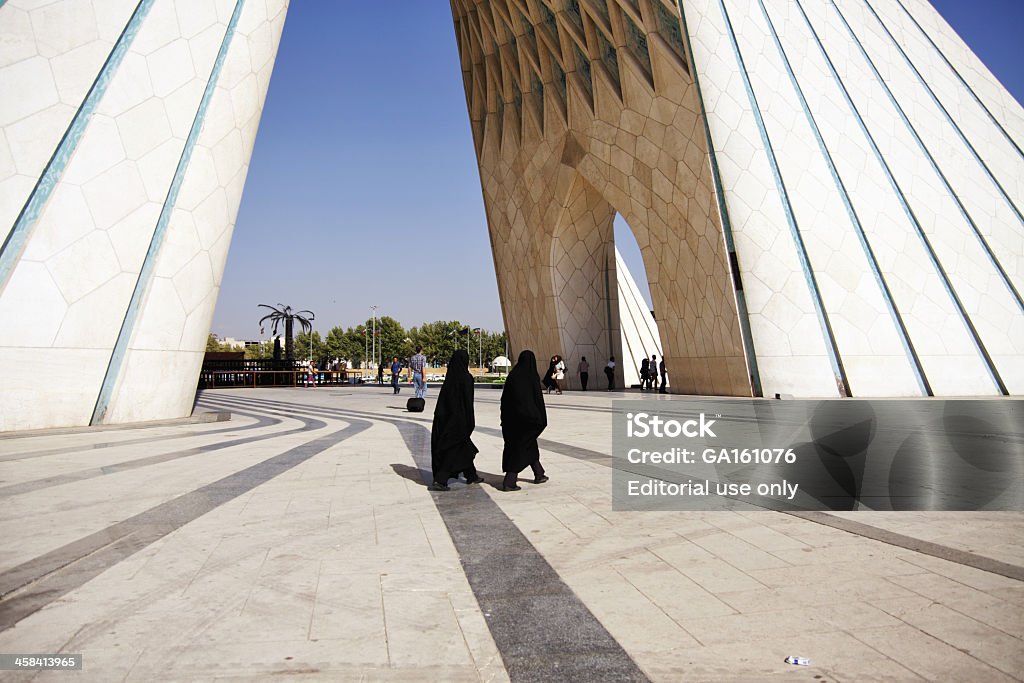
[206,333,233,352]
[293,330,326,363]
[411,320,467,365]
[258,303,314,362]
[481,330,507,366]
[366,315,408,365]
[325,325,364,366]
[244,340,273,359]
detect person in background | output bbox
[551,354,565,395]
[639,356,650,391]
[578,356,589,391]
[390,356,402,394]
[377,362,384,385]
[649,354,659,392]
[429,349,482,491]
[605,355,616,391]
[410,345,428,399]
[500,350,549,491]
[659,356,668,394]
[542,355,557,394]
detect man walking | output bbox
[410,346,428,399]
[578,356,589,391]
[604,356,616,391]
[649,355,659,391]
[390,356,402,394]
[659,356,668,393]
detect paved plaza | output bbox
[0,387,1022,681]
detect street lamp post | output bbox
[370,305,378,371]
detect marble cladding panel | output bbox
[766,1,992,396]
[0,0,228,387]
[0,348,112,431]
[0,0,289,429]
[0,0,138,245]
[616,247,666,388]
[106,0,289,423]
[837,0,1023,296]
[798,0,1022,394]
[686,0,839,396]
[734,0,921,396]
[893,0,1024,144]
[107,349,206,423]
[845,0,1024,286]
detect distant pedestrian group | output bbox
[639,354,667,392]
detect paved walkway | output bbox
[0,387,1021,681]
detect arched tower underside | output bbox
[451,0,1024,398]
[452,0,755,396]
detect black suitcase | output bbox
[406,397,425,413]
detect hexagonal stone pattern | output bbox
[453,0,753,397]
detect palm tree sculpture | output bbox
[258,303,315,363]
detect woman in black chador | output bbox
[542,355,557,393]
[500,350,549,491]
[430,350,483,491]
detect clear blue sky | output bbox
[211,0,1024,340]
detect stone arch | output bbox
[458,0,756,395]
[549,172,620,390]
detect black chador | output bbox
[429,350,481,491]
[500,350,549,491]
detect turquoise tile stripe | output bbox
[717,0,851,397]
[791,0,1006,395]
[860,0,1024,232]
[829,0,1022,315]
[756,0,930,397]
[891,0,1024,161]
[0,0,154,293]
[673,0,763,398]
[91,0,247,425]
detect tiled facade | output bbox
[450,0,1024,398]
[0,0,288,430]
[1,0,1021,430]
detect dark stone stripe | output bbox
[0,412,276,464]
[0,418,370,632]
[0,411,319,498]
[389,419,648,683]
[207,395,1024,584]
[0,410,231,443]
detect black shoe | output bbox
[429,482,450,491]
[501,483,521,491]
[466,476,484,485]
[534,475,549,484]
